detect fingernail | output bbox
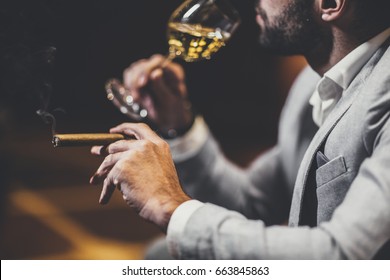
[151,68,163,79]
[138,74,147,86]
[99,192,106,204]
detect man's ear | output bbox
[319,0,346,21]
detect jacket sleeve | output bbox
[169,117,390,259]
[175,131,291,225]
[174,66,320,225]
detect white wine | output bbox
[105,0,240,120]
[167,22,231,62]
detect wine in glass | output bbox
[105,0,241,120]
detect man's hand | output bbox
[89,122,191,232]
[122,54,193,135]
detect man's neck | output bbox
[305,27,388,76]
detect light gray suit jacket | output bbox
[173,39,390,259]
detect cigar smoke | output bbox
[33,46,58,135]
[2,1,132,144]
[36,107,64,136]
[1,1,61,135]
[33,48,65,135]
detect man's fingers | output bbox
[149,68,177,100]
[99,178,117,205]
[110,123,161,142]
[162,63,187,98]
[91,138,138,156]
[123,55,166,91]
[106,139,137,154]
[90,152,123,185]
[91,145,107,156]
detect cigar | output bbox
[52,133,125,147]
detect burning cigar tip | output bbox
[52,133,125,147]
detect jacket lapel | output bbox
[288,44,388,226]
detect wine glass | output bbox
[105,0,241,120]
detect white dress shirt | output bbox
[310,27,390,126]
[166,27,390,258]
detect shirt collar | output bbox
[324,27,390,92]
[309,27,390,127]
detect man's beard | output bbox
[257,0,326,55]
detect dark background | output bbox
[0,0,306,259]
[0,0,303,149]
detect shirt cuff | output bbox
[166,199,204,259]
[166,116,209,163]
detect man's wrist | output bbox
[159,115,195,139]
[166,116,209,162]
[158,99,195,139]
[159,194,192,233]
[166,200,205,258]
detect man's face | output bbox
[255,0,324,55]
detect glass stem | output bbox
[161,52,176,68]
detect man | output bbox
[90,0,390,259]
